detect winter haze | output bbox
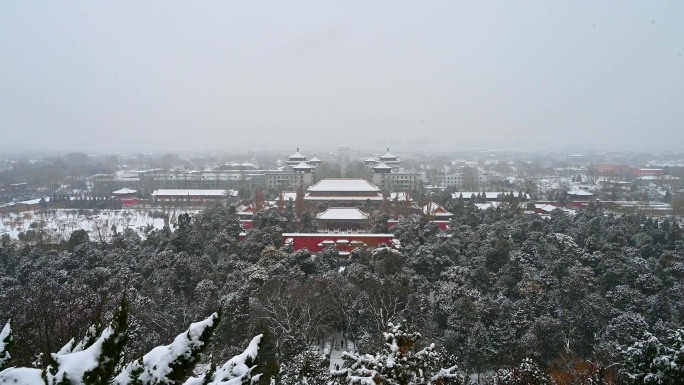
[1,1,683,153]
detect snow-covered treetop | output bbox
[116,312,220,385]
[333,322,463,385]
[0,321,12,370]
[0,302,263,385]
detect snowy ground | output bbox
[0,208,200,243]
[324,332,355,371]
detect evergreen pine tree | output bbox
[280,349,330,385]
[332,322,465,385]
[115,310,221,385]
[45,297,128,385]
[0,320,13,370]
[489,358,553,385]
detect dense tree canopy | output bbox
[1,201,683,384]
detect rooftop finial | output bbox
[297,147,299,152]
[387,148,390,152]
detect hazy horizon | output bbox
[1,1,683,153]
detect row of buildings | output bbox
[237,176,454,255]
[92,148,428,195]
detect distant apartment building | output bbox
[371,162,422,192]
[93,148,322,194]
[634,168,665,177]
[432,170,487,190]
[596,164,632,177]
[363,149,422,191]
[438,173,463,188]
[264,169,313,190]
[264,148,319,190]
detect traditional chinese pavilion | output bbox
[315,207,370,231]
[112,188,137,206]
[304,178,383,205]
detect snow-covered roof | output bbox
[304,194,384,201]
[452,191,529,200]
[474,202,501,210]
[223,162,258,169]
[276,191,297,201]
[567,189,594,196]
[18,197,50,205]
[422,202,453,217]
[151,189,230,197]
[292,161,314,170]
[288,148,307,160]
[309,155,321,162]
[389,192,412,201]
[372,162,393,170]
[637,175,680,180]
[364,154,377,162]
[379,148,398,160]
[307,178,380,193]
[316,207,370,221]
[535,204,560,213]
[112,188,137,195]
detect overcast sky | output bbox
[1,1,682,153]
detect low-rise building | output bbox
[422,202,453,220]
[151,189,237,202]
[451,191,530,201]
[315,207,370,232]
[112,188,138,207]
[371,162,422,192]
[264,168,313,190]
[304,178,383,204]
[281,233,399,253]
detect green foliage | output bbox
[67,229,90,252]
[0,320,13,370]
[333,322,467,385]
[487,358,553,385]
[621,328,684,384]
[82,295,128,385]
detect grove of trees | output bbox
[0,200,683,384]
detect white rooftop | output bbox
[567,190,594,196]
[18,197,50,205]
[373,162,393,170]
[292,161,315,170]
[304,194,383,201]
[276,191,297,201]
[390,192,412,201]
[379,148,398,160]
[452,191,530,200]
[151,189,230,197]
[308,178,380,193]
[422,202,453,217]
[289,148,307,160]
[316,207,370,221]
[535,204,560,212]
[112,188,137,195]
[638,175,680,180]
[474,202,501,210]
